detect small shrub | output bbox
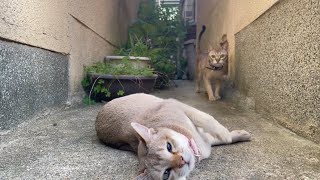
[84,56,154,77]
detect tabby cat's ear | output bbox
[131,122,153,143]
[220,34,228,50]
[208,44,213,52]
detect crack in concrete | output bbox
[1,17,16,27]
[69,14,119,49]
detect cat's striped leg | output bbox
[214,79,222,100]
[195,69,202,93]
[203,78,215,101]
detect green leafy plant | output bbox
[117,90,125,96]
[82,95,96,105]
[114,0,186,88]
[84,56,154,77]
[94,79,111,98]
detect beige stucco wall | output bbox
[196,0,279,80]
[233,0,279,33]
[0,0,70,53]
[0,0,142,102]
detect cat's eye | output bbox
[167,142,172,152]
[210,55,215,59]
[163,168,171,180]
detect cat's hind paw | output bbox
[231,130,251,142]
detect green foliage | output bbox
[82,95,96,105]
[114,0,186,88]
[117,90,125,96]
[93,79,111,98]
[114,35,150,57]
[84,56,154,77]
[81,76,90,91]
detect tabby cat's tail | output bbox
[197,25,206,54]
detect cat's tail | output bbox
[197,25,206,54]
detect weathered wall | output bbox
[0,0,141,129]
[67,0,141,101]
[0,0,70,54]
[196,0,279,80]
[0,0,141,102]
[0,0,140,54]
[0,41,68,129]
[235,0,320,143]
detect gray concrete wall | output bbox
[0,40,68,130]
[235,0,320,143]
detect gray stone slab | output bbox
[0,40,68,130]
[0,81,319,179]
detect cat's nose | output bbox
[178,156,186,168]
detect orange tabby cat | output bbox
[196,25,229,101]
[96,93,251,180]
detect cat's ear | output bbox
[220,34,228,50]
[208,44,213,52]
[131,122,153,143]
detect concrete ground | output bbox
[0,81,319,180]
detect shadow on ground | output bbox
[0,81,319,179]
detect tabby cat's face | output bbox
[132,123,196,180]
[208,49,228,70]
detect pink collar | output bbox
[189,138,201,162]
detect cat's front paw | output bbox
[222,75,229,81]
[214,95,221,100]
[209,96,215,101]
[209,95,220,101]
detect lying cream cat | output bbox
[96,93,251,180]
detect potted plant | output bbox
[82,56,157,103]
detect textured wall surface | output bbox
[233,0,279,33]
[235,0,320,143]
[0,0,141,54]
[0,41,68,130]
[0,0,142,102]
[68,16,114,99]
[196,0,279,80]
[0,0,70,53]
[68,0,141,46]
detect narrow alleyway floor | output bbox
[1,81,319,179]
